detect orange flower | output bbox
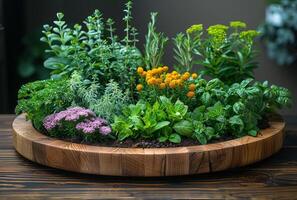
[156,78,163,84]
[162,66,169,72]
[172,71,179,75]
[157,67,163,74]
[172,73,180,79]
[159,83,166,89]
[176,79,183,86]
[137,67,144,74]
[169,80,177,88]
[165,78,171,85]
[147,78,156,85]
[191,73,198,79]
[182,72,190,80]
[151,68,158,75]
[189,83,196,91]
[136,84,143,92]
[141,71,147,77]
[187,91,195,98]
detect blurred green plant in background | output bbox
[260,0,297,65]
[17,30,50,80]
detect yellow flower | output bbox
[156,78,163,84]
[157,67,163,74]
[147,78,156,85]
[165,78,171,85]
[151,68,159,75]
[159,83,166,89]
[189,83,196,91]
[191,73,198,79]
[136,84,143,92]
[176,79,183,86]
[186,24,203,34]
[162,66,169,72]
[182,72,190,80]
[187,91,195,98]
[240,30,259,41]
[141,71,147,77]
[169,80,177,88]
[230,21,246,29]
[137,67,144,74]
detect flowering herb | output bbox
[113,77,291,144]
[136,66,198,106]
[15,2,292,146]
[172,21,259,85]
[44,107,111,142]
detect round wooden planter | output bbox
[13,114,285,177]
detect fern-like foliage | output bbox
[69,72,130,122]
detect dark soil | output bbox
[55,117,271,148]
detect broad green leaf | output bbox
[158,136,168,143]
[195,134,207,145]
[169,134,181,143]
[148,121,170,134]
[44,57,70,70]
[173,120,193,137]
[118,128,133,141]
[248,129,258,137]
[201,92,211,105]
[233,102,245,114]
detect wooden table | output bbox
[1,115,297,199]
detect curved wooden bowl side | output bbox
[12,114,285,177]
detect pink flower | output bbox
[43,107,95,130]
[43,107,111,136]
[99,126,112,135]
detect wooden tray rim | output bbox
[12,114,285,155]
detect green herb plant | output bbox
[113,77,291,144]
[144,13,169,69]
[41,1,142,93]
[173,24,203,72]
[173,21,259,85]
[15,79,74,130]
[112,96,189,143]
[69,71,130,123]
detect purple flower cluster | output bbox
[76,118,111,135]
[43,107,111,136]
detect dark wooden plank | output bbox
[0,114,297,199]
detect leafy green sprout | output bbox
[144,12,169,69]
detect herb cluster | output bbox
[113,77,291,144]
[16,1,292,146]
[41,2,142,92]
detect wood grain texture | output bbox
[12,114,285,177]
[1,114,297,199]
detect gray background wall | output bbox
[9,0,297,115]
